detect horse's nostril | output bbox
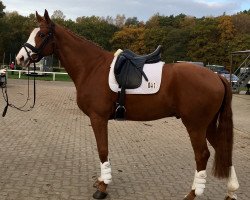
[16,55,24,65]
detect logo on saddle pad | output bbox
[109,49,164,95]
[148,82,156,89]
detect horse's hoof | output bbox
[224,196,237,200]
[93,190,108,199]
[183,195,192,200]
[183,191,196,200]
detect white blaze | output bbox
[16,28,40,66]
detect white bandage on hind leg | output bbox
[98,160,112,184]
[192,170,207,196]
[227,166,239,191]
[226,166,239,199]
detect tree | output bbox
[187,17,220,64]
[238,9,250,15]
[144,27,168,53]
[105,16,114,25]
[180,16,196,28]
[75,16,118,50]
[163,28,191,62]
[232,13,250,34]
[125,17,139,26]
[51,10,66,20]
[146,13,160,28]
[0,6,249,67]
[114,14,126,28]
[0,0,5,18]
[0,12,36,64]
[218,15,236,42]
[111,27,146,54]
[228,34,250,70]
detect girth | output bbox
[114,45,162,120]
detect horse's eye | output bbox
[39,32,46,38]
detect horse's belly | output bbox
[125,94,175,121]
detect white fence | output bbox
[6,70,69,81]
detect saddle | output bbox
[114,45,162,120]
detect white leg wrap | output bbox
[226,166,239,199]
[98,160,112,184]
[227,166,239,191]
[191,170,207,196]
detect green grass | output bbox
[6,72,72,82]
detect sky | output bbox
[2,0,250,21]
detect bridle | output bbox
[1,23,55,117]
[23,23,55,63]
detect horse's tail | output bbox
[212,76,233,178]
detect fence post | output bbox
[53,73,55,81]
[19,71,21,79]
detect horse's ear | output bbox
[44,9,51,24]
[36,11,43,22]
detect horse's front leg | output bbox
[90,114,111,199]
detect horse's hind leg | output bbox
[206,119,239,200]
[90,114,111,199]
[184,128,210,200]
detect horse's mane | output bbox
[56,23,104,51]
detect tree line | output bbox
[0,1,250,68]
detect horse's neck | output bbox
[54,25,111,86]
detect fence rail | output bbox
[6,70,68,81]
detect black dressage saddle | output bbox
[114,45,162,120]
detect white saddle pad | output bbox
[108,56,164,94]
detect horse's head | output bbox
[16,10,55,66]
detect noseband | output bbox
[23,23,55,63]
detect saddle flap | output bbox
[114,55,145,89]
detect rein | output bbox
[1,62,36,117]
[1,24,55,117]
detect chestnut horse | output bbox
[16,10,239,200]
